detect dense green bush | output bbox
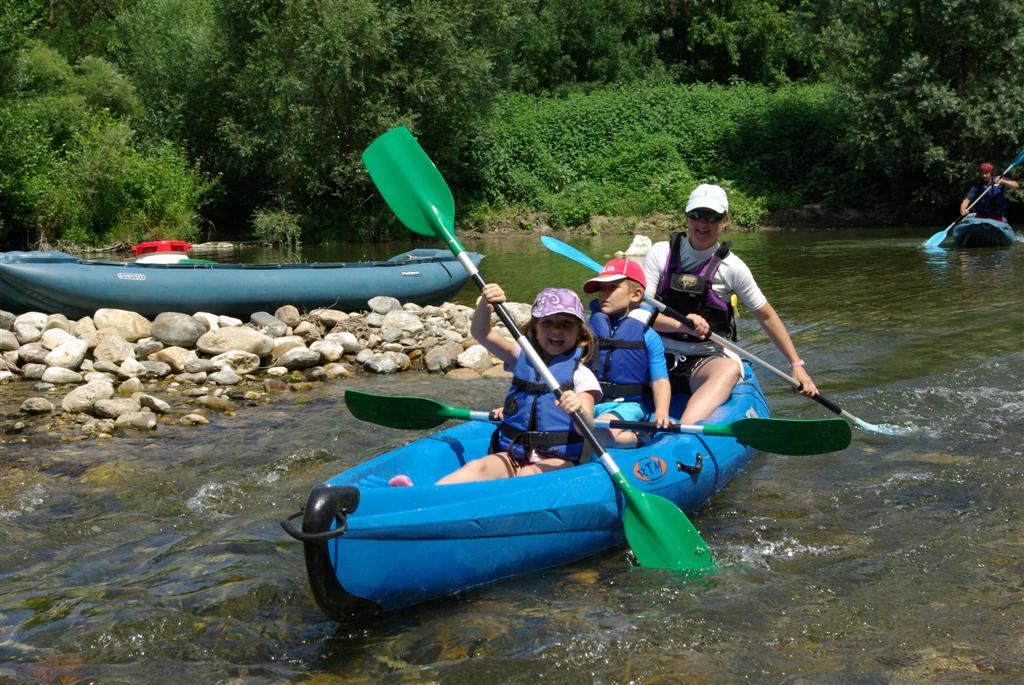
[470,82,852,227]
[252,207,301,249]
[4,0,1022,245]
[0,40,213,247]
[803,0,1024,206]
[33,119,212,246]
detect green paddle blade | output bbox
[345,389,470,430]
[615,472,713,572]
[362,127,460,250]
[704,417,852,455]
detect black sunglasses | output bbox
[686,209,725,222]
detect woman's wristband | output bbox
[790,359,805,368]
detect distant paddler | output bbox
[961,161,1018,222]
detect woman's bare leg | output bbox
[678,357,741,424]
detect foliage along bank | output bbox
[1,1,1022,247]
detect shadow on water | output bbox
[2,227,1023,681]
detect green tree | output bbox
[797,0,1024,206]
[0,39,213,247]
[645,0,807,85]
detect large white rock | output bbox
[457,344,493,373]
[41,367,83,384]
[13,312,47,329]
[309,340,343,363]
[324,331,359,354]
[93,335,135,364]
[0,330,18,352]
[43,338,88,369]
[151,346,195,373]
[40,328,76,350]
[94,308,151,342]
[13,322,41,345]
[196,327,273,357]
[209,350,261,375]
[62,380,115,413]
[277,347,321,370]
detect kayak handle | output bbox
[280,508,348,543]
[281,483,361,543]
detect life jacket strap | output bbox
[498,424,583,449]
[596,337,645,350]
[510,378,573,394]
[599,380,648,399]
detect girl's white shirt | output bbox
[642,239,767,367]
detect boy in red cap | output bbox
[584,258,672,446]
[961,162,1019,220]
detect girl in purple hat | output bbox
[430,284,603,485]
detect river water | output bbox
[1,228,1022,683]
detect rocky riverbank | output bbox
[0,297,526,439]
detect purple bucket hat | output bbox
[531,288,586,322]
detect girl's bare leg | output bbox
[436,453,516,485]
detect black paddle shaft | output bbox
[607,420,684,434]
[472,272,609,455]
[654,298,845,416]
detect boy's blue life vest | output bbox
[494,348,584,462]
[588,300,653,402]
[656,232,737,342]
[967,181,1008,218]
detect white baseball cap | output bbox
[685,184,729,214]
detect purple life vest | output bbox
[655,232,737,342]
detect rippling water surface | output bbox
[2,228,1023,683]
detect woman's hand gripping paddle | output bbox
[361,127,713,573]
[539,235,908,436]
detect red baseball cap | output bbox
[979,162,994,173]
[583,258,647,293]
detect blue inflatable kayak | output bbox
[285,365,770,622]
[0,249,483,318]
[946,215,1017,247]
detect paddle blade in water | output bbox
[345,389,453,430]
[619,481,713,572]
[361,127,455,240]
[707,417,852,455]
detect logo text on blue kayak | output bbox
[116,272,146,281]
[633,456,667,482]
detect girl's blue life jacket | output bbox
[588,299,653,402]
[493,347,584,462]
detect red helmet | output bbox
[979,162,994,173]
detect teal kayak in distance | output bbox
[945,215,1017,248]
[0,249,483,319]
[283,365,771,623]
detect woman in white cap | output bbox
[641,183,819,423]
